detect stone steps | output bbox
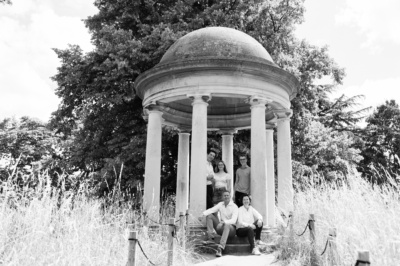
[188,226,282,255]
[215,235,251,254]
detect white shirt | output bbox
[203,201,238,225]
[206,161,214,185]
[236,205,263,229]
[214,172,230,188]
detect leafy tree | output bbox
[0,0,11,5]
[318,94,370,131]
[51,0,352,194]
[0,117,68,186]
[292,115,363,188]
[358,100,400,183]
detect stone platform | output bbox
[189,226,282,255]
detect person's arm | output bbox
[237,208,249,227]
[226,174,231,193]
[234,169,239,191]
[224,205,238,225]
[203,202,220,217]
[206,162,215,181]
[248,167,251,193]
[252,206,263,222]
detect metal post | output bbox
[168,218,175,266]
[327,227,339,266]
[356,250,370,266]
[179,211,186,250]
[127,231,137,266]
[309,214,318,266]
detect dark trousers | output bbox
[236,220,263,249]
[234,191,247,207]
[206,184,214,209]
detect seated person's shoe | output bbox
[252,247,261,255]
[256,240,267,245]
[216,246,223,257]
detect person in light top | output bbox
[212,160,231,204]
[202,190,238,257]
[236,195,266,255]
[206,149,216,209]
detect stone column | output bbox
[143,109,163,220]
[266,128,275,227]
[176,131,190,218]
[249,96,269,222]
[277,116,294,212]
[221,130,236,194]
[188,94,210,220]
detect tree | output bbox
[0,117,68,186]
[358,100,400,183]
[0,0,11,5]
[51,0,349,194]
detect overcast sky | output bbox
[1,0,399,123]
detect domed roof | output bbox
[159,27,275,66]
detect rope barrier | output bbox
[296,220,311,236]
[320,238,330,256]
[132,238,161,266]
[143,213,182,227]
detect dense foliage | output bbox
[48,0,351,193]
[358,100,400,183]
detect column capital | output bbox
[275,109,293,120]
[178,127,192,134]
[187,94,211,105]
[246,95,272,107]
[218,128,238,135]
[142,106,164,123]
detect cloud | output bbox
[0,0,97,122]
[332,77,400,111]
[336,0,400,52]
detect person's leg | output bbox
[234,191,241,206]
[253,220,263,240]
[217,224,236,250]
[206,185,213,209]
[235,191,245,207]
[206,213,219,240]
[236,227,255,249]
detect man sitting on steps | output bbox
[202,190,238,257]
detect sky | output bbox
[0,0,399,123]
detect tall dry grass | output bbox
[2,170,399,265]
[278,173,400,265]
[0,174,205,266]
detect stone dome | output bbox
[134,26,299,130]
[159,27,275,66]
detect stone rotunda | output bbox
[134,27,299,227]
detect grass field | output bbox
[278,173,400,265]
[1,173,399,265]
[0,176,203,266]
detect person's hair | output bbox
[215,160,228,173]
[239,155,247,160]
[242,194,251,203]
[207,149,216,156]
[223,190,230,195]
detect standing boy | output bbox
[234,155,250,207]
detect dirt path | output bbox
[195,254,280,266]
